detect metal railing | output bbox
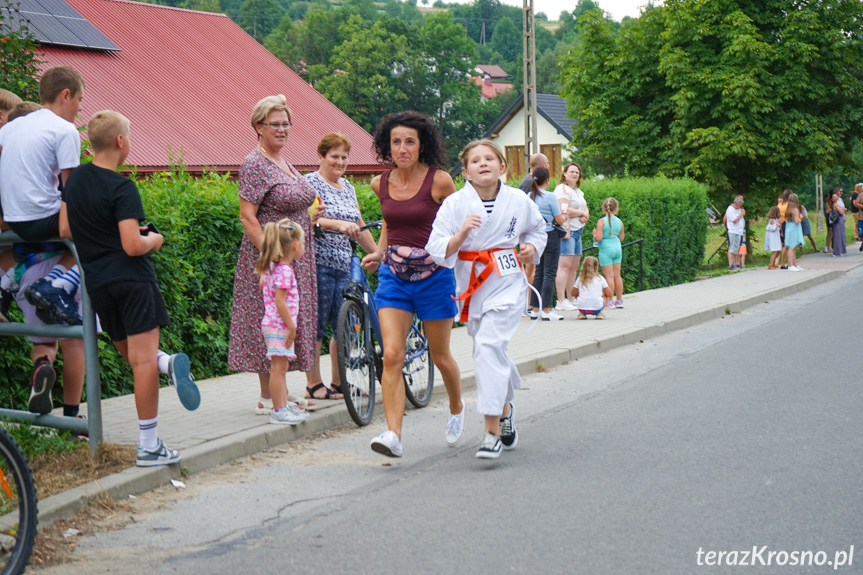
[0,232,102,454]
[583,238,645,292]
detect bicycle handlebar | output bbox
[316,220,382,237]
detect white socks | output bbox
[139,417,158,450]
[49,265,81,293]
[157,351,170,375]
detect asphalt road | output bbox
[36,268,863,574]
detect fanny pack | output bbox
[385,245,439,282]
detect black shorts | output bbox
[7,213,60,241]
[89,281,169,342]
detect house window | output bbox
[505,145,524,181]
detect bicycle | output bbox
[325,222,435,426]
[0,426,38,575]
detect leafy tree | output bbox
[264,15,304,72]
[383,0,401,19]
[535,24,556,54]
[401,0,423,25]
[560,0,863,203]
[239,0,286,41]
[490,16,520,63]
[310,15,408,131]
[300,8,339,66]
[341,0,378,22]
[287,1,310,20]
[405,12,477,138]
[183,0,221,12]
[0,0,42,102]
[536,47,561,94]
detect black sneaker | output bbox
[29,356,56,414]
[24,279,82,325]
[499,402,518,450]
[476,432,502,459]
[136,439,181,467]
[0,289,12,323]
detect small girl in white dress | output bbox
[573,256,613,319]
[764,206,782,269]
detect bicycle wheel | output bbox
[403,315,434,408]
[336,299,376,426]
[0,427,37,575]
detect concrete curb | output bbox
[33,266,852,526]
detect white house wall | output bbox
[492,108,570,148]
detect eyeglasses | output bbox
[259,122,291,130]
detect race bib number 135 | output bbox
[493,249,521,277]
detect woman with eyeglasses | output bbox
[229,94,324,416]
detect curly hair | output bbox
[372,111,448,169]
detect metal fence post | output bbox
[0,233,101,455]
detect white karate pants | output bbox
[467,303,522,416]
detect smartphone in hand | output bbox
[140,222,159,236]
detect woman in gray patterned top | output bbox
[304,133,378,400]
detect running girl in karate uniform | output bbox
[426,140,546,460]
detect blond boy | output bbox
[61,110,199,466]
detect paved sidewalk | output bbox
[42,248,863,524]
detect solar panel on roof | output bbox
[23,10,86,46]
[15,0,45,13]
[58,15,118,50]
[0,0,119,51]
[33,0,80,18]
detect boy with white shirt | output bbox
[724,196,745,270]
[0,66,86,415]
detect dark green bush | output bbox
[580,177,708,292]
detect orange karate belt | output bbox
[452,248,521,323]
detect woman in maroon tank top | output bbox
[360,111,465,458]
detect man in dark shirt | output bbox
[518,153,550,193]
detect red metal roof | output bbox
[476,64,509,79]
[35,0,383,175]
[470,77,513,100]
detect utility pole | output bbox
[522,0,537,176]
[815,173,824,234]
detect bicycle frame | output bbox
[344,252,383,345]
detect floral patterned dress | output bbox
[228,148,317,374]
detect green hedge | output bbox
[579,177,708,292]
[0,172,706,407]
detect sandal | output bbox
[255,396,273,415]
[287,393,315,409]
[305,382,343,400]
[330,382,368,398]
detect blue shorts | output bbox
[560,228,583,256]
[316,265,350,341]
[375,264,458,321]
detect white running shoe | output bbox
[555,299,577,311]
[370,430,404,457]
[475,432,502,459]
[526,309,540,319]
[541,310,564,321]
[445,401,465,446]
[269,406,306,425]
